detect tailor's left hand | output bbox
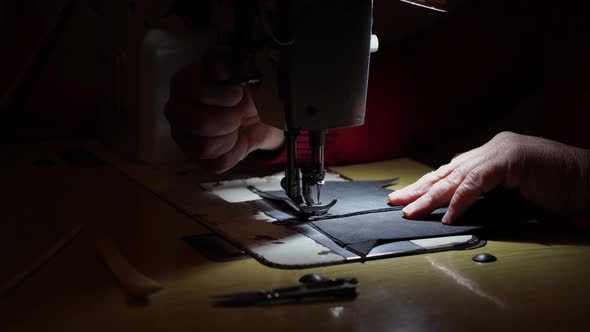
[388,131,590,224]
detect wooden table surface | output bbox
[1,143,590,332]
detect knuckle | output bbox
[465,167,481,183]
[463,169,483,192]
[434,163,451,177]
[202,151,219,160]
[237,92,258,117]
[222,88,244,107]
[450,155,462,164]
[432,178,453,196]
[494,131,515,141]
[493,131,526,150]
[423,171,441,185]
[199,84,244,107]
[447,166,466,182]
[205,135,237,160]
[414,171,443,194]
[226,113,245,132]
[415,178,435,194]
[215,154,237,173]
[453,183,471,201]
[420,191,435,206]
[196,142,215,159]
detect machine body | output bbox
[231,0,377,215]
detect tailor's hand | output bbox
[388,131,590,224]
[165,50,284,173]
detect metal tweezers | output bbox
[211,274,359,307]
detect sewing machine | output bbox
[224,0,377,216]
[98,0,446,169]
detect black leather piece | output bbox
[250,181,533,257]
[249,179,400,221]
[311,209,481,255]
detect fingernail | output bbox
[389,192,404,205]
[441,212,452,225]
[402,203,415,217]
[387,193,397,204]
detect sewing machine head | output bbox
[227,0,378,215]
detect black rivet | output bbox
[473,253,497,263]
[299,273,326,284]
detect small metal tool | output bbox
[211,274,359,307]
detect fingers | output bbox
[198,83,244,107]
[388,163,454,205]
[169,116,260,173]
[166,99,242,136]
[170,129,239,160]
[443,163,505,224]
[198,121,263,174]
[387,148,482,206]
[173,116,281,174]
[398,158,506,224]
[386,140,486,204]
[165,48,275,174]
[387,142,498,223]
[165,92,255,137]
[401,165,471,219]
[171,64,244,107]
[199,132,250,174]
[402,154,488,219]
[170,47,245,108]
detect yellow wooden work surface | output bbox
[1,143,590,332]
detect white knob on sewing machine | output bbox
[370,34,379,53]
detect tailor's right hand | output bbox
[165,50,285,173]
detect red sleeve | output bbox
[324,47,419,165]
